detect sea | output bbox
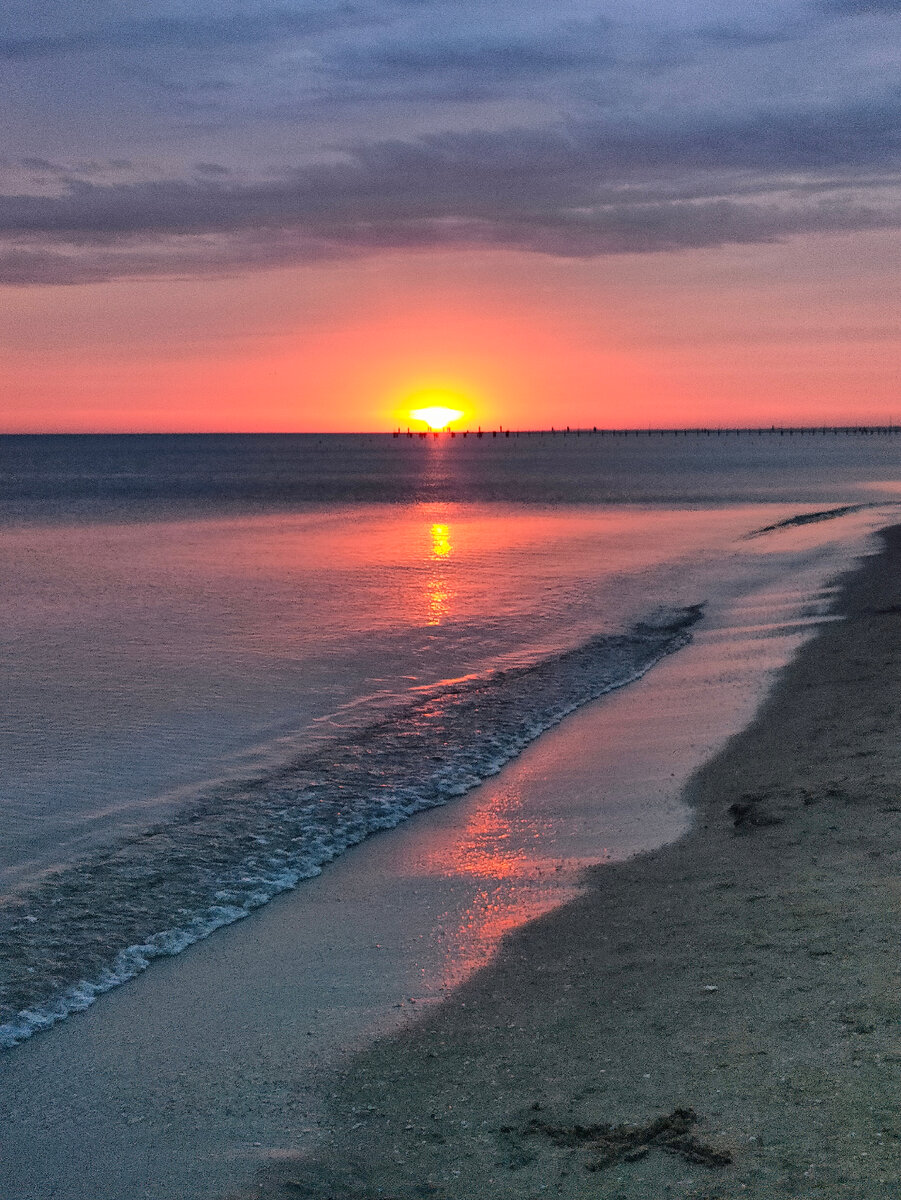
[1,430,899,1049]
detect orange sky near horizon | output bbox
[2,233,899,433]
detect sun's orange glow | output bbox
[410,404,465,430]
[6,236,901,432]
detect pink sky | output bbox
[3,230,898,432]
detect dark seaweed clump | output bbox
[527,1105,733,1170]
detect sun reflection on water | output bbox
[411,781,583,990]
[427,521,453,625]
[430,523,451,558]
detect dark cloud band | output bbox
[0,6,377,60]
[2,3,900,282]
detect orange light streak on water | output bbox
[426,521,454,626]
[410,778,586,987]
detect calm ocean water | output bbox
[1,431,899,1047]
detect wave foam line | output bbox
[0,604,703,1050]
[745,504,875,538]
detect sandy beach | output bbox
[1,518,896,1200]
[242,524,901,1200]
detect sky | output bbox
[1,0,900,431]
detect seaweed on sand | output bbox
[526,1105,733,1171]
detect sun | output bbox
[410,404,465,431]
[397,383,474,430]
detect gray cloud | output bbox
[20,156,63,172]
[822,0,901,11]
[332,20,618,84]
[0,6,375,60]
[6,96,900,235]
[317,14,809,110]
[2,193,898,287]
[2,93,901,283]
[3,1,900,283]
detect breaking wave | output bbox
[0,604,703,1049]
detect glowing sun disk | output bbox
[410,405,464,430]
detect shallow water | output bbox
[0,432,898,1048]
[0,533,870,1200]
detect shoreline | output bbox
[0,520,855,1200]
[250,524,901,1199]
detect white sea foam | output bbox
[0,605,702,1049]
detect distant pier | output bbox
[392,425,901,439]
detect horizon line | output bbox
[2,425,900,437]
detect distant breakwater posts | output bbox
[393,425,901,439]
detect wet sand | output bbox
[250,525,901,1200]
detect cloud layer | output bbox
[2,0,901,282]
